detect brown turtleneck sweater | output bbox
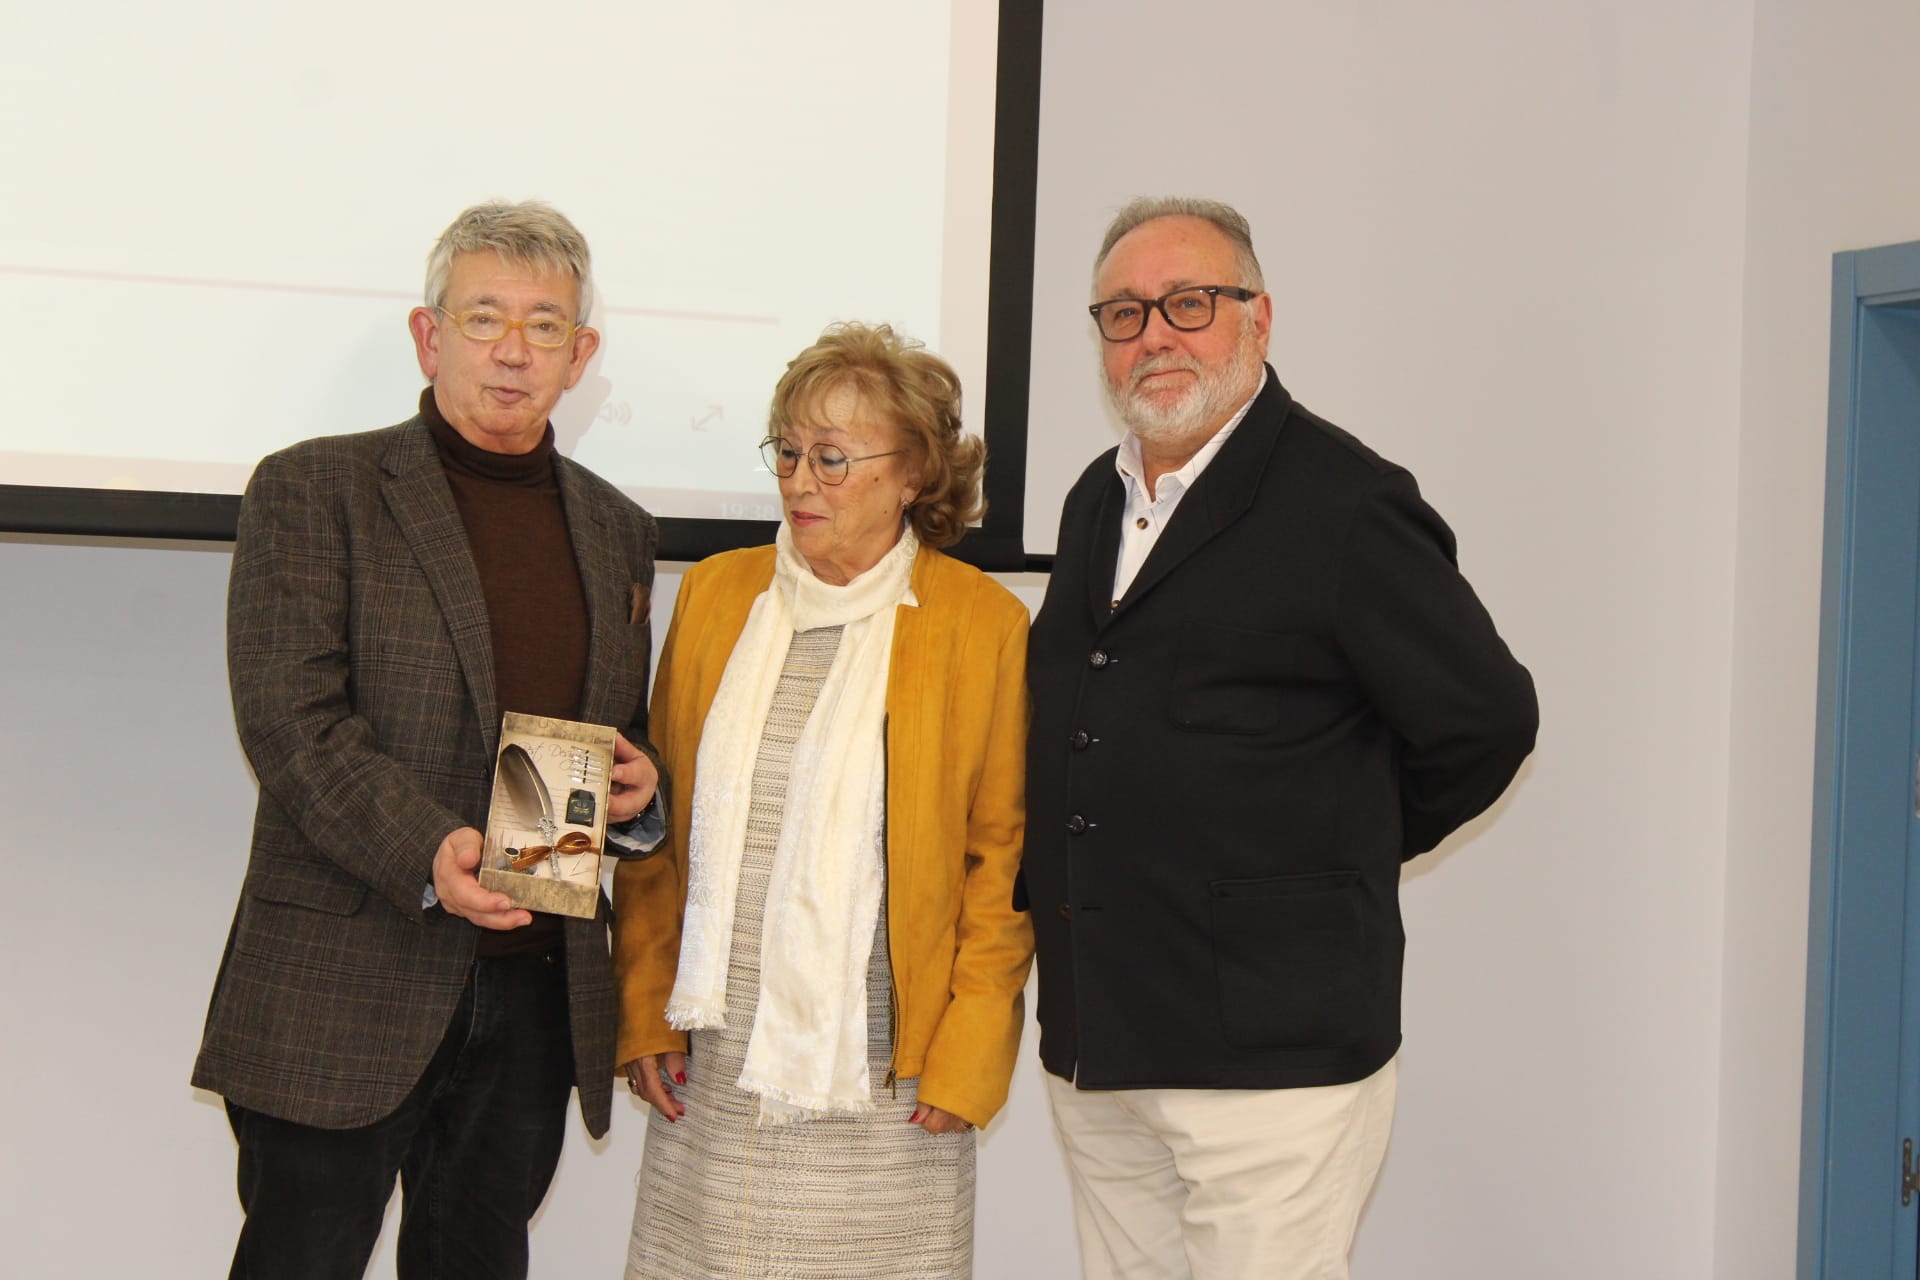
[423,388,586,957]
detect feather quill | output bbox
[498,743,559,845]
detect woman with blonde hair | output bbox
[612,322,1031,1278]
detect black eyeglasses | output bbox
[1088,285,1260,343]
[759,437,904,486]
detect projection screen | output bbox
[0,0,1040,568]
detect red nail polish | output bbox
[675,1071,687,1085]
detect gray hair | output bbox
[424,200,596,321]
[1093,196,1265,294]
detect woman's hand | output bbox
[623,1052,688,1122]
[909,1103,974,1135]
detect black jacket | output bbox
[1024,372,1537,1090]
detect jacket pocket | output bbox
[245,860,369,916]
[1208,870,1369,1050]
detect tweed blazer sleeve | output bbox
[227,444,469,917]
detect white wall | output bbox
[10,0,1918,1276]
[0,538,255,1278]
[1716,1,1920,1276]
[1030,3,1752,1276]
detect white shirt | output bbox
[1110,370,1268,606]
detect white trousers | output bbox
[1045,1057,1397,1280]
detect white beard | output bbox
[1104,313,1266,449]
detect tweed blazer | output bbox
[192,416,657,1138]
[611,543,1034,1127]
[1025,370,1537,1091]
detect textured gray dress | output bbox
[627,626,975,1279]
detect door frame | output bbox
[1801,239,1920,1278]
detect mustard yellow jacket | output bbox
[612,543,1033,1127]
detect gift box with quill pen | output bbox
[479,712,617,919]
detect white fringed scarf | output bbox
[666,522,919,1124]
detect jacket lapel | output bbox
[1083,464,1125,627]
[556,457,622,727]
[381,420,501,755]
[1111,373,1292,620]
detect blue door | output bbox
[1802,241,1920,1278]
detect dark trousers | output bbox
[226,951,574,1280]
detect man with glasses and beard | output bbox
[1022,197,1538,1280]
[194,201,663,1280]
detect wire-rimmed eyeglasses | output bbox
[1088,285,1260,343]
[436,307,579,349]
[760,437,905,486]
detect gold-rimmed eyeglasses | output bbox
[1088,285,1260,343]
[760,437,904,486]
[436,306,579,349]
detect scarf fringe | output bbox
[741,1074,880,1126]
[664,1002,727,1032]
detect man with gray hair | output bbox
[1023,196,1538,1278]
[194,201,664,1279]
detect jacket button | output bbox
[1069,730,1091,749]
[1065,814,1088,835]
[1088,649,1110,668]
[1057,903,1072,920]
